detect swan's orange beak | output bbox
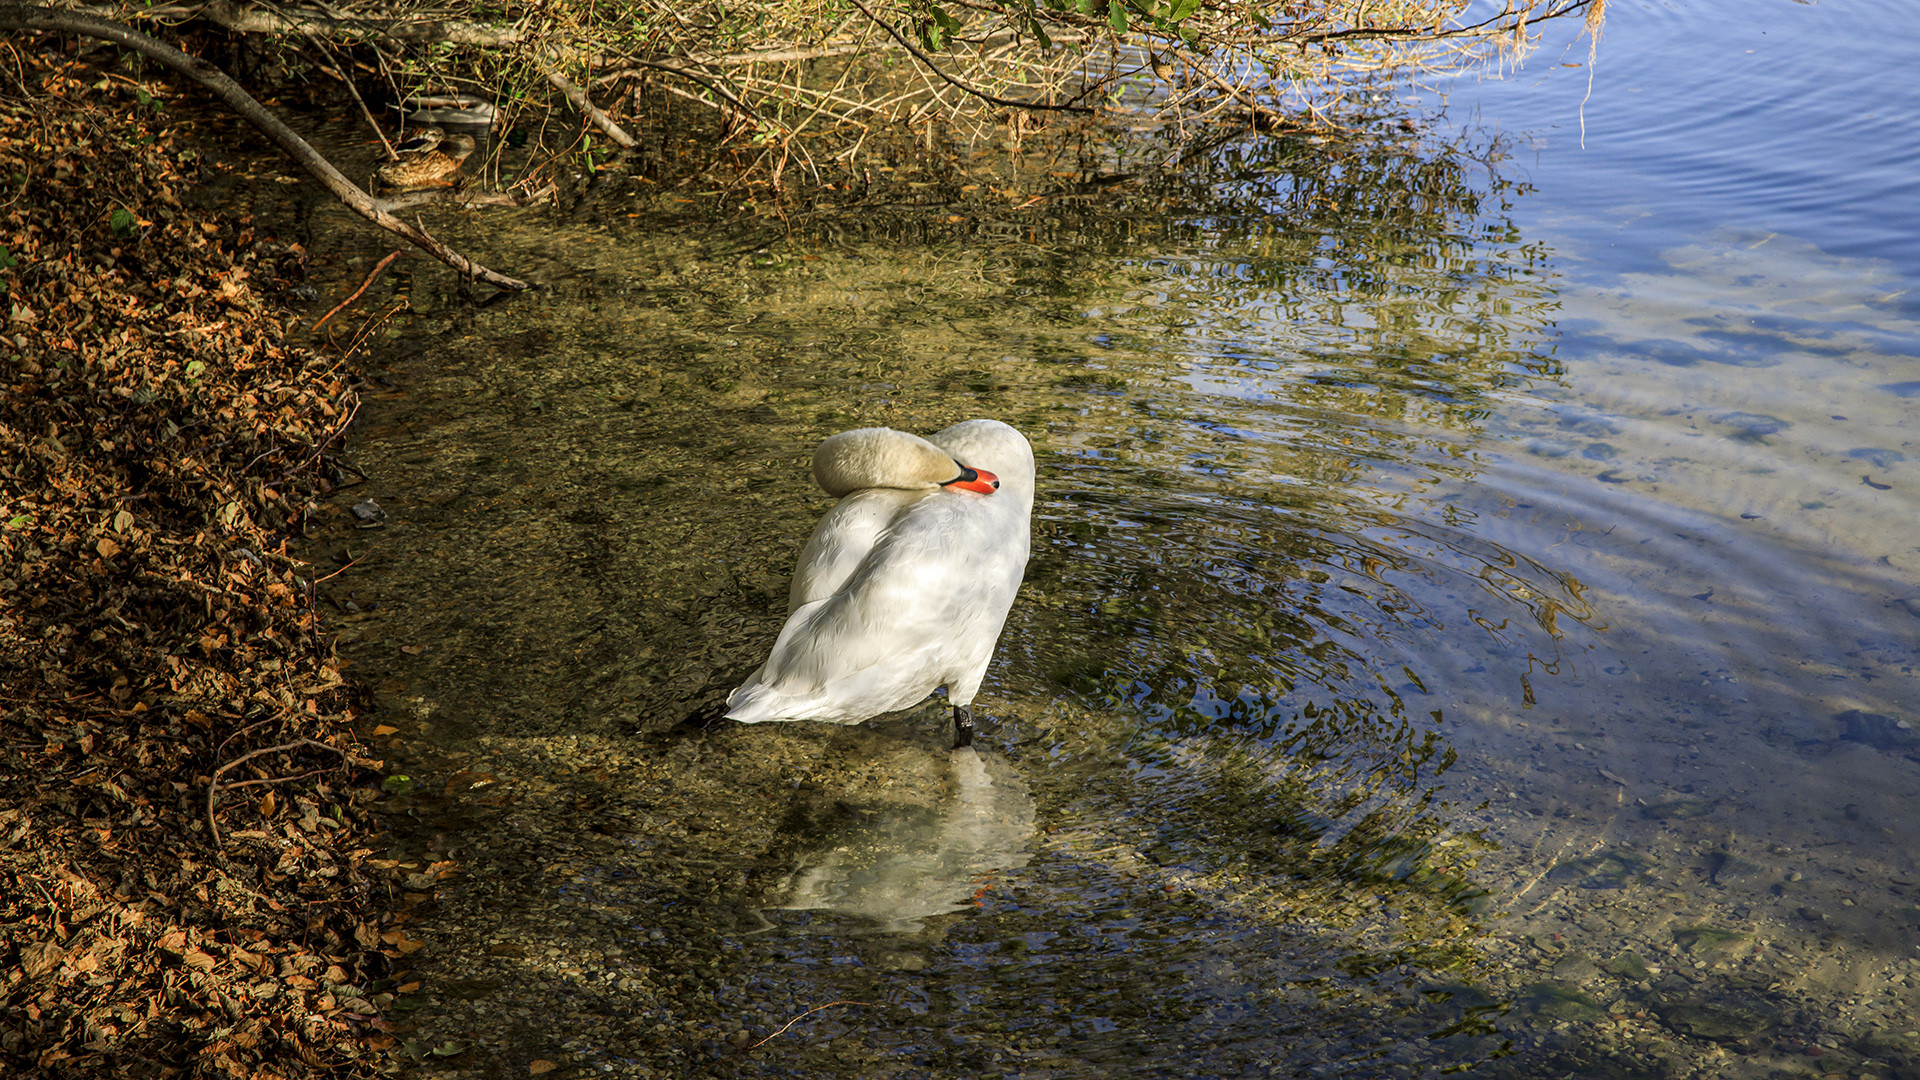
[943,466,1000,494]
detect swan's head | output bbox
[929,419,1035,507]
[813,427,1001,498]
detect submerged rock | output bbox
[1836,710,1918,751]
[1651,989,1780,1044]
[1520,982,1608,1021]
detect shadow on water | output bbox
[296,82,1920,1074]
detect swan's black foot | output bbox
[952,704,975,749]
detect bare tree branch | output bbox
[546,65,637,148]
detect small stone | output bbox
[1553,954,1602,982]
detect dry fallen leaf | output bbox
[378,930,427,955]
[20,941,66,978]
[443,771,497,795]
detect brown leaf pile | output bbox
[2,42,397,1079]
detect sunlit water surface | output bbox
[303,0,1920,1076]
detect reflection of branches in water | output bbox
[768,125,1561,410]
[1027,472,1593,740]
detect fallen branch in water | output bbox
[313,251,403,332]
[0,3,534,291]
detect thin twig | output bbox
[286,396,361,480]
[313,250,402,332]
[207,738,380,848]
[305,30,395,160]
[744,1001,879,1049]
[632,57,766,127]
[310,546,374,584]
[653,79,759,128]
[216,768,330,791]
[321,297,407,367]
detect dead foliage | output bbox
[0,40,416,1079]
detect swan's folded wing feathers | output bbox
[787,488,922,612]
[757,499,990,698]
[759,542,961,696]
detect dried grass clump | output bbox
[80,0,1601,188]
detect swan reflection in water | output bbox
[768,745,1035,932]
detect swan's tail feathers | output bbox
[722,679,787,724]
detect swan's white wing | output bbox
[738,493,1026,719]
[786,488,924,612]
[764,498,981,692]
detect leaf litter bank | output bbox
[0,39,421,1079]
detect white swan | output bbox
[725,419,1035,747]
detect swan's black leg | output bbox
[952,704,975,749]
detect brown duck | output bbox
[375,131,476,191]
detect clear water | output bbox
[319,1,1920,1076]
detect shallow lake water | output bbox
[296,0,1920,1076]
